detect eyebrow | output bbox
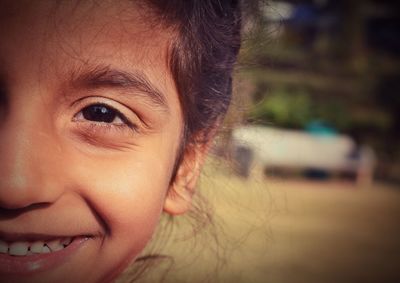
[70,65,169,112]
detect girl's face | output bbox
[0,1,192,282]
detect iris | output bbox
[82,104,117,123]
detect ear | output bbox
[163,137,213,216]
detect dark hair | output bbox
[148,0,242,146]
[122,1,243,281]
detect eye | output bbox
[70,99,140,148]
[75,103,127,125]
[70,98,141,145]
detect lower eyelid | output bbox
[70,123,139,150]
[72,121,138,139]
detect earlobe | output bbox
[163,140,211,216]
[163,175,194,215]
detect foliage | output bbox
[249,87,353,130]
[236,0,400,181]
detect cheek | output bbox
[69,152,172,231]
[60,135,179,274]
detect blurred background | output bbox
[135,1,400,282]
[232,0,400,184]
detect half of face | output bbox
[0,1,204,282]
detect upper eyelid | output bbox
[71,95,137,116]
[71,96,132,115]
[68,65,170,114]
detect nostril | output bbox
[0,207,26,219]
[0,81,9,120]
[0,203,51,219]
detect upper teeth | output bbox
[0,238,72,256]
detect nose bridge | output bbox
[0,97,61,209]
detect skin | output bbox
[0,1,203,282]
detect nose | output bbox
[0,103,64,209]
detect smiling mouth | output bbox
[0,234,93,275]
[0,237,74,256]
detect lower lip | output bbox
[0,237,90,275]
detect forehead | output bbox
[0,0,175,99]
[0,0,164,54]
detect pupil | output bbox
[82,104,117,123]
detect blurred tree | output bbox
[250,88,313,128]
[236,0,400,182]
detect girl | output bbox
[0,0,241,282]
